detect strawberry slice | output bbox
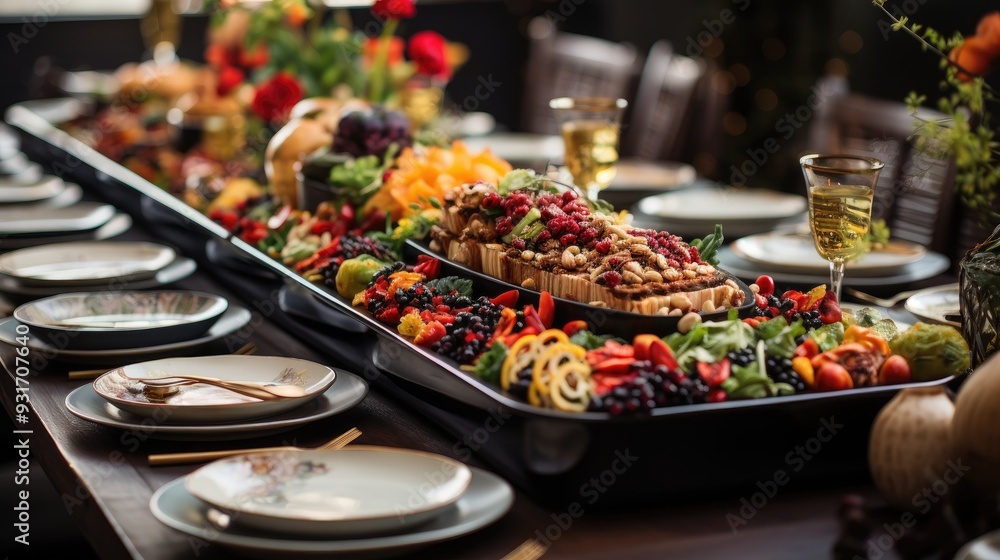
[696,358,731,388]
[649,338,679,371]
[538,291,555,329]
[632,334,661,361]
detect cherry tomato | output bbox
[755,275,775,297]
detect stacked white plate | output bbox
[0,242,197,300]
[65,355,368,439]
[150,446,513,557]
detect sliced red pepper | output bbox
[414,321,447,346]
[649,339,679,371]
[794,338,820,359]
[707,388,728,403]
[414,256,441,280]
[490,289,520,309]
[491,308,518,343]
[294,238,342,272]
[502,326,539,347]
[742,317,761,328]
[538,291,555,329]
[632,334,661,361]
[590,357,635,376]
[523,305,545,332]
[696,358,731,388]
[562,320,588,337]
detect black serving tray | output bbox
[405,239,756,339]
[5,97,961,505]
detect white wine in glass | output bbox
[800,154,884,302]
[550,97,627,200]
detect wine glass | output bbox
[799,154,884,302]
[549,97,627,200]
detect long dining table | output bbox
[0,210,952,560]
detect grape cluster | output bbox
[765,355,807,393]
[431,297,503,364]
[792,309,824,330]
[588,361,711,416]
[320,234,394,287]
[333,108,411,158]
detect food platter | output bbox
[7,97,966,504]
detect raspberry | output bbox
[578,227,598,244]
[535,230,552,242]
[601,270,622,287]
[562,190,579,203]
[560,233,577,246]
[511,237,527,250]
[595,239,612,254]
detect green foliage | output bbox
[874,2,1000,225]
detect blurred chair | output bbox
[520,17,639,135]
[807,77,959,259]
[622,41,706,164]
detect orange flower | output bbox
[363,36,404,67]
[950,35,995,82]
[284,2,310,27]
[975,11,1000,55]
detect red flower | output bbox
[216,65,245,96]
[205,43,234,68]
[251,73,303,123]
[363,36,405,67]
[238,43,269,68]
[372,0,415,21]
[408,31,450,79]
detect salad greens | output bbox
[426,276,474,299]
[754,317,807,358]
[473,342,508,384]
[665,315,755,370]
[721,340,795,399]
[569,330,627,351]
[328,145,398,205]
[809,322,845,352]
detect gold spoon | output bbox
[122,372,307,400]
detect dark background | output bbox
[0,0,991,191]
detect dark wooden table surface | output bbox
[0,228,953,559]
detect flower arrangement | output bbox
[204,0,462,126]
[872,2,1000,225]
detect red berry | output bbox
[482,193,501,209]
[707,389,728,403]
[536,230,552,242]
[601,270,622,288]
[512,237,527,250]
[564,221,581,234]
[562,190,578,202]
[755,294,769,309]
[496,216,514,235]
[578,227,597,244]
[595,239,612,254]
[560,233,577,246]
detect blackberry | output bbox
[588,361,709,416]
[431,297,503,364]
[727,346,756,367]
[765,355,807,393]
[791,309,823,330]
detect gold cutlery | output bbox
[501,538,549,560]
[148,427,362,467]
[67,341,257,380]
[122,368,306,400]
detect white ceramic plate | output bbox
[638,187,807,221]
[93,356,337,423]
[187,447,472,537]
[0,202,115,236]
[0,175,64,204]
[732,233,928,277]
[0,212,132,251]
[717,246,951,289]
[608,159,696,190]
[0,241,176,286]
[0,256,193,300]
[14,290,228,350]
[0,305,249,366]
[954,528,1000,560]
[904,284,961,328]
[151,466,512,557]
[66,371,367,441]
[0,182,82,210]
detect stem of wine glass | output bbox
[587,184,600,202]
[829,261,846,302]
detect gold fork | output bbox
[67,342,257,380]
[147,426,362,466]
[501,538,549,560]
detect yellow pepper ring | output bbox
[535,329,569,346]
[500,334,537,390]
[549,361,593,412]
[532,343,586,399]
